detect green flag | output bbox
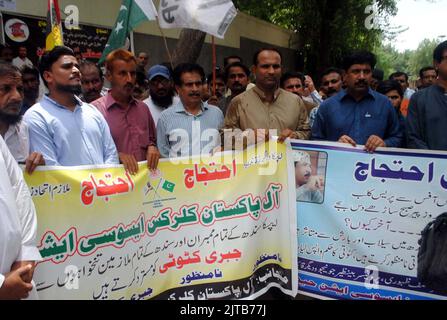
[162,180,175,193]
[99,0,157,64]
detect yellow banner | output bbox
[27,142,297,300]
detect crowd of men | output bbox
[0,39,447,299]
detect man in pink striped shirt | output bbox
[92,49,159,174]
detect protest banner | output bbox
[293,140,447,300]
[28,142,297,300]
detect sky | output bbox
[388,0,447,52]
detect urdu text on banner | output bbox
[27,142,297,300]
[292,140,447,300]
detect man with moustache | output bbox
[92,49,159,174]
[23,46,119,166]
[143,64,179,126]
[157,63,224,158]
[312,51,403,152]
[79,61,107,103]
[320,68,343,99]
[308,68,344,127]
[419,66,437,89]
[219,62,250,116]
[0,63,44,174]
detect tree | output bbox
[374,42,411,79]
[234,0,398,80]
[374,38,440,80]
[171,29,206,66]
[407,38,438,79]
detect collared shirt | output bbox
[224,86,311,140]
[311,88,403,147]
[157,101,224,158]
[404,88,416,100]
[406,85,447,150]
[309,106,319,128]
[3,121,29,163]
[12,57,34,70]
[143,95,180,127]
[0,136,41,289]
[92,93,156,162]
[23,95,119,166]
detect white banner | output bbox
[158,0,237,39]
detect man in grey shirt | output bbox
[157,63,224,158]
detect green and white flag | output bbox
[162,179,175,193]
[99,0,157,64]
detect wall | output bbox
[2,0,299,72]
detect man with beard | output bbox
[92,49,159,174]
[312,51,403,152]
[23,46,119,166]
[143,64,179,126]
[20,67,40,115]
[79,61,107,103]
[219,62,250,116]
[0,63,44,174]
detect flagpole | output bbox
[156,17,174,70]
[212,36,217,96]
[130,31,135,54]
[0,12,4,45]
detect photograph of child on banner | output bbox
[293,150,326,204]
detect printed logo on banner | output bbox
[143,169,177,208]
[5,18,29,42]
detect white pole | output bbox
[0,12,5,45]
[130,31,135,54]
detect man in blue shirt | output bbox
[406,41,447,151]
[23,46,118,166]
[312,51,403,152]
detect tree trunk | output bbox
[171,29,207,67]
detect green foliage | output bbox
[233,0,398,79]
[374,38,439,80]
